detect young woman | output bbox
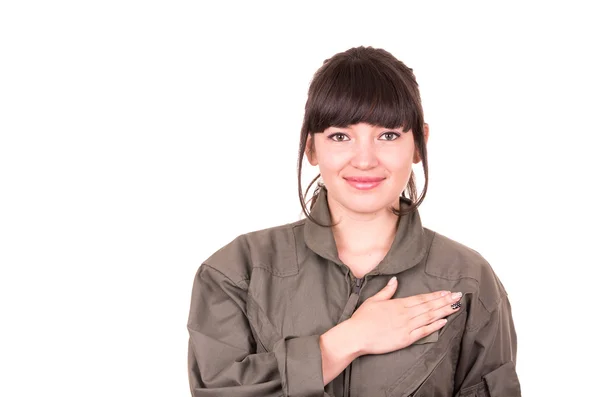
[187,46,521,397]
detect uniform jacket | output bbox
[187,188,521,396]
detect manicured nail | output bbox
[451,302,462,310]
[451,292,462,300]
[387,276,397,286]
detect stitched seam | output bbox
[186,324,249,354]
[202,263,248,291]
[245,294,273,352]
[421,230,436,266]
[458,381,486,397]
[292,222,303,272]
[251,264,298,277]
[425,267,484,283]
[424,234,486,282]
[466,296,507,332]
[245,224,300,278]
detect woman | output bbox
[187,46,521,397]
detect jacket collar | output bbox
[303,187,428,276]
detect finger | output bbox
[408,318,447,344]
[408,297,462,329]
[407,291,463,317]
[401,290,451,308]
[367,276,398,302]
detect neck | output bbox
[328,197,399,256]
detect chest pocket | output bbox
[455,361,521,397]
[385,310,466,397]
[413,329,439,345]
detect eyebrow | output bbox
[328,125,404,131]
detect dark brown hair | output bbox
[297,46,429,224]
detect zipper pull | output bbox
[354,277,364,294]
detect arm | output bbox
[453,294,521,397]
[319,320,362,385]
[188,264,348,397]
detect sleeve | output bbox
[187,264,328,397]
[453,294,522,397]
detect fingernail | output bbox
[451,302,462,310]
[451,292,462,300]
[387,276,397,286]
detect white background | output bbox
[1,1,598,396]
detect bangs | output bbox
[305,57,423,133]
[298,46,429,221]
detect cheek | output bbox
[380,149,414,173]
[317,149,350,174]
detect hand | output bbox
[347,277,462,356]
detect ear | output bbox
[413,123,430,164]
[305,134,318,166]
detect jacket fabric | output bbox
[187,188,521,396]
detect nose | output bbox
[350,141,379,170]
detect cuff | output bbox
[273,335,324,397]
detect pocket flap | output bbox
[484,361,521,396]
[413,329,439,344]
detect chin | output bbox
[339,196,397,215]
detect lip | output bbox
[344,176,385,190]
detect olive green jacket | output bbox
[187,189,521,396]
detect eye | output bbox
[328,133,350,142]
[380,131,401,141]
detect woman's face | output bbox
[307,122,427,217]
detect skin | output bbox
[306,122,463,386]
[306,122,424,219]
[306,122,429,277]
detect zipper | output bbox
[353,277,363,294]
[343,275,365,397]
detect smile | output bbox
[344,176,385,190]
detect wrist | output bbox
[319,319,364,385]
[337,319,363,359]
[320,320,362,362]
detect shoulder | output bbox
[425,229,507,313]
[201,219,306,284]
